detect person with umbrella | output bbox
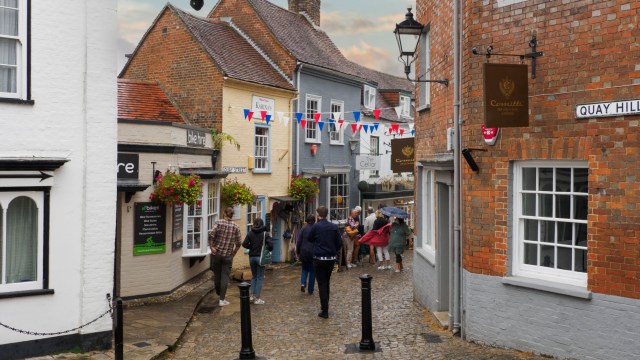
[381,207,411,273]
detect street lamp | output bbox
[394,8,448,86]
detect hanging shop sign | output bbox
[483,63,529,128]
[391,137,415,173]
[186,129,207,147]
[482,125,500,146]
[575,99,640,119]
[117,153,139,179]
[252,95,275,120]
[172,204,184,251]
[133,202,166,256]
[356,155,381,171]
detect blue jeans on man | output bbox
[300,261,315,294]
[249,256,266,298]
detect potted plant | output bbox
[288,175,319,200]
[210,128,240,168]
[221,178,256,207]
[380,176,395,192]
[149,171,202,206]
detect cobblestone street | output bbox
[164,253,548,360]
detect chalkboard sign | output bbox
[172,204,184,251]
[133,202,166,256]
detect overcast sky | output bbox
[118,0,414,76]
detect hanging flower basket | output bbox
[221,178,256,207]
[288,175,319,201]
[150,171,202,206]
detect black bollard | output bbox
[359,274,375,351]
[238,282,256,360]
[115,297,123,360]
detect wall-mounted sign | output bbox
[186,129,207,147]
[117,153,139,179]
[391,138,415,173]
[172,204,183,251]
[251,95,275,119]
[484,63,529,128]
[223,166,247,173]
[356,155,381,171]
[575,99,640,119]
[482,125,500,146]
[133,202,166,256]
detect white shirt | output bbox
[363,213,377,233]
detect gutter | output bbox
[296,62,303,176]
[452,0,462,336]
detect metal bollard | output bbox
[115,297,124,360]
[359,274,375,351]
[238,282,256,360]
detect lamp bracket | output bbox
[463,148,487,152]
[406,74,449,86]
[472,35,543,79]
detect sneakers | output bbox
[219,299,230,306]
[377,266,385,270]
[253,298,265,305]
[249,295,255,303]
[386,265,393,270]
[347,263,357,269]
[395,269,401,273]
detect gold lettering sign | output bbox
[391,137,414,173]
[484,63,529,128]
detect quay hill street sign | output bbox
[576,99,640,119]
[484,63,529,128]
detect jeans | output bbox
[300,261,315,294]
[249,256,266,298]
[313,259,335,314]
[212,254,233,301]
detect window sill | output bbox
[252,170,271,174]
[0,288,54,299]
[182,249,211,258]
[416,104,431,113]
[305,140,322,144]
[415,247,436,267]
[501,276,592,299]
[329,142,344,146]
[0,98,35,105]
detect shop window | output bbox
[183,181,219,257]
[0,0,29,100]
[512,161,588,287]
[329,173,349,222]
[418,168,435,259]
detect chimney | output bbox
[288,0,321,26]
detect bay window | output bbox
[183,181,219,257]
[329,173,349,222]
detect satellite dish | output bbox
[190,0,204,11]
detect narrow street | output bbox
[164,253,548,360]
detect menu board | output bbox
[133,202,166,256]
[172,204,184,251]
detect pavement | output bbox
[31,253,551,360]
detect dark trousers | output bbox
[313,259,335,314]
[212,254,233,300]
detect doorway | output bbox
[436,181,450,312]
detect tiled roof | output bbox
[353,65,413,93]
[173,6,295,91]
[118,79,184,123]
[246,0,364,80]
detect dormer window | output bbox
[400,95,411,118]
[363,85,376,110]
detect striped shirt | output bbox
[208,218,241,257]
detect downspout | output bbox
[452,0,462,336]
[295,62,303,176]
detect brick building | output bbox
[412,1,639,359]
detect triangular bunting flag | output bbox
[301,119,307,128]
[265,114,272,124]
[329,120,335,132]
[363,124,369,133]
[408,123,415,131]
[283,116,290,127]
[369,125,375,134]
[373,109,381,120]
[350,123,357,133]
[373,122,379,131]
[353,111,361,123]
[338,120,345,129]
[314,112,321,123]
[247,111,254,122]
[318,121,325,131]
[358,124,363,133]
[411,129,415,136]
[277,111,284,124]
[243,108,250,120]
[400,128,405,136]
[394,106,402,117]
[333,112,342,121]
[260,111,267,121]
[296,112,303,123]
[391,123,400,133]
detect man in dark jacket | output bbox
[308,206,342,318]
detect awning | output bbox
[270,195,301,202]
[117,179,151,193]
[0,157,69,171]
[179,167,229,179]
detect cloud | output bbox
[321,11,398,36]
[117,1,159,44]
[341,41,404,77]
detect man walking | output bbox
[308,206,342,318]
[209,207,242,306]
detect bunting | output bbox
[333,112,342,121]
[318,121,325,131]
[265,114,272,124]
[363,124,369,133]
[353,111,361,123]
[373,109,381,120]
[277,111,284,123]
[399,128,405,136]
[260,110,267,121]
[243,109,254,121]
[295,112,303,123]
[283,116,290,127]
[301,119,307,128]
[351,123,357,133]
[394,106,402,117]
[313,112,321,123]
[338,120,345,129]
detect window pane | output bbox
[523,219,538,241]
[557,221,572,246]
[524,243,537,265]
[557,247,572,270]
[540,245,554,268]
[538,194,553,217]
[0,204,3,282]
[575,249,587,273]
[574,195,588,220]
[575,223,587,248]
[0,4,18,37]
[0,38,17,93]
[556,194,571,219]
[556,168,571,192]
[522,168,536,190]
[522,193,535,216]
[539,168,553,191]
[573,168,588,193]
[540,220,555,243]
[6,197,38,283]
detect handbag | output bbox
[259,232,272,266]
[345,226,359,238]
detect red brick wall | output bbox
[379,91,400,107]
[209,0,297,77]
[120,7,224,130]
[288,0,321,26]
[417,0,640,299]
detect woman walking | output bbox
[388,217,411,273]
[242,218,273,304]
[296,215,316,295]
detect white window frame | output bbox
[512,160,588,287]
[0,190,45,293]
[419,30,431,108]
[305,94,322,143]
[328,173,349,223]
[254,124,270,172]
[0,0,28,99]
[369,135,379,177]
[183,181,219,257]
[417,168,435,263]
[363,85,376,110]
[400,95,412,118]
[246,196,265,234]
[329,99,344,145]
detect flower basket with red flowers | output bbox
[288,175,319,200]
[149,171,202,206]
[221,178,255,207]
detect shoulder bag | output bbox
[259,232,272,266]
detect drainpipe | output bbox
[452,0,462,336]
[295,62,303,176]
